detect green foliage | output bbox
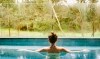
[34,20,51,31]
[0,0,14,3]
[0,1,100,33]
[51,0,60,3]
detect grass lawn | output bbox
[0,28,100,38]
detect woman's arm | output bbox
[70,50,82,53]
[62,48,90,53]
[61,48,84,53]
[17,47,48,52]
[36,47,48,52]
[61,48,71,53]
[17,49,35,52]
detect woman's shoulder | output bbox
[42,47,50,50]
[56,46,64,51]
[56,46,65,49]
[57,46,70,52]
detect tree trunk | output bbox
[8,19,11,37]
[91,3,96,37]
[49,0,63,33]
[92,21,95,37]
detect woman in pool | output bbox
[18,32,85,59]
[36,32,71,59]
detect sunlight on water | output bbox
[97,55,100,59]
[83,54,88,59]
[82,49,90,52]
[96,50,100,59]
[77,54,81,58]
[0,50,4,55]
[17,55,24,59]
[70,54,76,59]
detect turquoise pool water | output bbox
[0,38,100,59]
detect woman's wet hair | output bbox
[48,32,58,44]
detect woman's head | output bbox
[48,32,58,44]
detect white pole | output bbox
[49,0,64,33]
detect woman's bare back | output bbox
[46,46,68,53]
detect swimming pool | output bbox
[0,38,100,59]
